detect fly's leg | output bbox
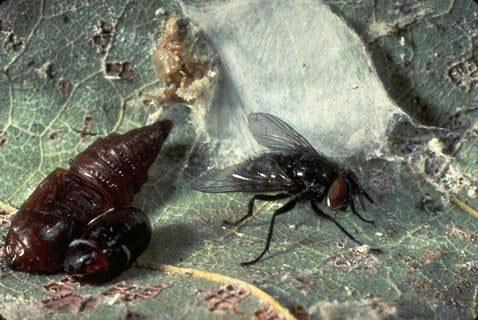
[362,190,374,204]
[350,200,374,225]
[311,201,382,253]
[241,199,297,266]
[223,193,289,226]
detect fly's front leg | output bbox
[311,201,382,253]
[350,199,374,225]
[223,193,289,226]
[241,198,297,266]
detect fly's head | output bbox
[326,168,374,210]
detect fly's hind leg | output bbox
[241,198,297,266]
[223,193,289,226]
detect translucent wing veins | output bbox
[248,112,318,155]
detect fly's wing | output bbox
[193,154,294,193]
[248,112,319,155]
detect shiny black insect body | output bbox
[194,112,377,265]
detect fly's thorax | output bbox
[292,156,337,187]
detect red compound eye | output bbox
[326,177,349,209]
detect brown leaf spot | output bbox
[446,224,476,244]
[57,78,72,98]
[77,116,96,138]
[102,281,167,303]
[90,20,115,54]
[400,255,420,270]
[42,294,97,313]
[254,304,282,320]
[198,284,250,316]
[0,134,7,147]
[105,61,137,80]
[417,280,433,292]
[459,261,478,274]
[420,250,442,265]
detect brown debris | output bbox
[125,311,149,320]
[254,304,282,320]
[289,304,309,320]
[105,61,137,80]
[0,134,7,147]
[48,130,62,141]
[42,294,98,313]
[319,299,397,320]
[57,78,72,98]
[408,277,433,292]
[90,20,115,54]
[151,16,214,103]
[0,212,10,227]
[35,61,54,80]
[198,284,250,316]
[4,32,23,52]
[415,193,443,213]
[326,245,379,273]
[459,261,478,274]
[447,57,478,92]
[102,281,167,303]
[435,289,468,308]
[294,277,316,293]
[0,20,14,33]
[446,224,476,244]
[43,277,78,297]
[78,116,96,138]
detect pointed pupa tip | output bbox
[153,119,173,135]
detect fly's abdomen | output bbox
[64,207,152,282]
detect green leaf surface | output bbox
[1,1,477,319]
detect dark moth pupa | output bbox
[64,207,152,282]
[5,120,172,273]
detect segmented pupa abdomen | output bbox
[69,120,173,207]
[5,120,172,273]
